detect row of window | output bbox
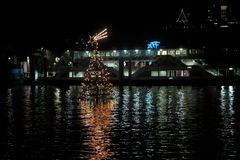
[151,70,190,77]
[73,49,203,59]
[67,70,190,78]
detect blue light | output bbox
[147,41,160,49]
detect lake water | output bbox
[0,85,240,159]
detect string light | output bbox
[80,28,113,103]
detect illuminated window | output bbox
[176,50,180,55]
[124,71,129,76]
[169,50,175,56]
[176,70,181,77]
[183,70,190,77]
[151,71,158,77]
[221,5,228,21]
[159,71,167,76]
[162,51,167,55]
[106,52,110,57]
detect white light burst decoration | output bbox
[87,28,108,50]
[93,28,108,41]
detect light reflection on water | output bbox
[0,85,240,159]
[80,100,114,159]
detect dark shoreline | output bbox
[18,77,240,86]
[1,77,240,87]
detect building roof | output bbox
[150,55,187,69]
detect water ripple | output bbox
[0,85,240,159]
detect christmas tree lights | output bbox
[80,28,113,103]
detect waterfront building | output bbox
[63,48,210,80]
[14,46,239,84]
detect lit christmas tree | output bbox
[80,28,113,103]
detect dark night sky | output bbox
[0,0,237,54]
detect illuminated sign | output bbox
[147,41,160,49]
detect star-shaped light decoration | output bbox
[87,28,108,50]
